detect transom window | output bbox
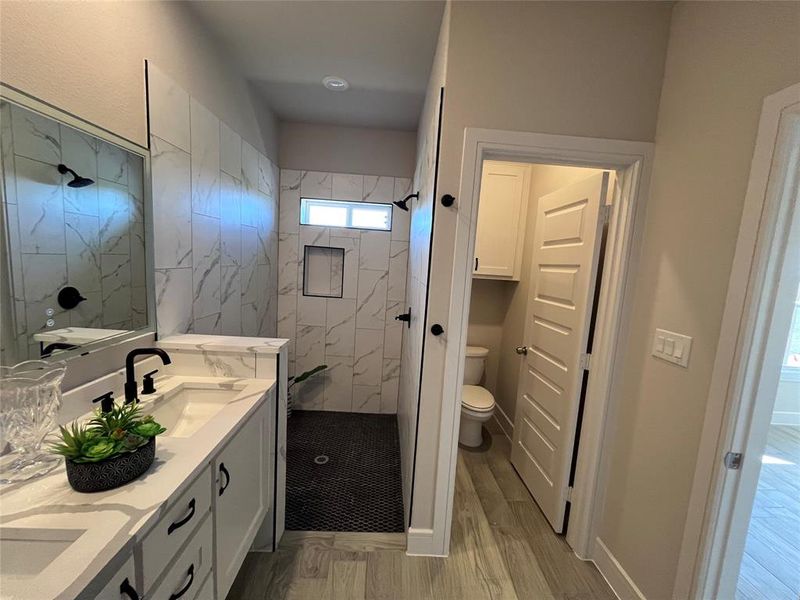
[300,198,393,231]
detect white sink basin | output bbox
[144,381,247,438]
[0,527,85,577]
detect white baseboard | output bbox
[771,412,800,426]
[406,528,444,556]
[493,404,514,439]
[592,537,646,600]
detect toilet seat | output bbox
[462,385,495,412]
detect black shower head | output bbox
[57,163,95,188]
[393,192,419,212]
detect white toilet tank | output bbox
[464,346,489,384]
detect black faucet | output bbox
[124,348,172,404]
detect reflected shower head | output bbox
[57,163,95,188]
[393,192,419,212]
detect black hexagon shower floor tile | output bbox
[285,410,404,532]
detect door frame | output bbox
[433,128,654,560]
[674,82,800,600]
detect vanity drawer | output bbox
[148,515,212,600]
[94,554,139,599]
[141,466,212,592]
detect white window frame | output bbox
[300,197,393,231]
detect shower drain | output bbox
[314,455,329,465]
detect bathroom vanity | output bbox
[0,75,288,599]
[0,335,289,600]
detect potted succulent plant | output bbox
[49,402,166,493]
[287,364,327,417]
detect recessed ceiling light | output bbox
[323,76,349,91]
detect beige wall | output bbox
[414,0,673,533]
[468,165,603,430]
[597,3,800,598]
[0,1,278,159]
[466,278,514,396]
[279,122,416,177]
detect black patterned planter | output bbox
[65,438,155,493]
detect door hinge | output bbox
[580,353,592,371]
[724,452,743,470]
[565,486,574,502]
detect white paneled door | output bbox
[511,171,610,533]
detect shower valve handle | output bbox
[395,308,412,329]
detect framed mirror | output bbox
[0,85,153,366]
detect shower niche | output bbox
[302,245,345,298]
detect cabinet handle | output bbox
[119,577,140,600]
[168,564,194,600]
[219,462,231,496]
[475,257,479,271]
[167,498,196,535]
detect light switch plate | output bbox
[652,328,692,368]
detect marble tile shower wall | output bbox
[147,65,278,338]
[0,101,146,361]
[278,170,411,414]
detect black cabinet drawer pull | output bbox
[167,498,196,535]
[219,462,231,496]
[168,564,194,600]
[119,577,140,600]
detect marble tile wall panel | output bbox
[147,63,190,152]
[1,100,147,361]
[192,213,221,319]
[190,99,220,218]
[61,126,99,216]
[163,348,256,378]
[97,140,128,185]
[100,254,132,326]
[15,156,65,254]
[278,169,411,413]
[147,66,278,340]
[151,136,192,269]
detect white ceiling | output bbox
[189,1,445,131]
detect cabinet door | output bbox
[474,161,530,279]
[214,396,270,598]
[94,554,139,600]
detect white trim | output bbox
[493,403,515,440]
[674,82,800,600]
[771,411,800,426]
[433,128,654,563]
[593,537,647,600]
[405,528,439,556]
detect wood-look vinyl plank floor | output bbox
[736,425,800,600]
[228,427,614,600]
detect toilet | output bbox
[460,346,496,447]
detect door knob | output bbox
[515,346,528,355]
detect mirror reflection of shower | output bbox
[57,163,94,188]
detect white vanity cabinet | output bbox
[213,397,271,599]
[473,161,530,280]
[94,555,138,599]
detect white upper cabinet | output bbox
[473,161,530,280]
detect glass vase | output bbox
[0,360,67,483]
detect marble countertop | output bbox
[0,375,275,600]
[32,327,129,344]
[157,333,289,355]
